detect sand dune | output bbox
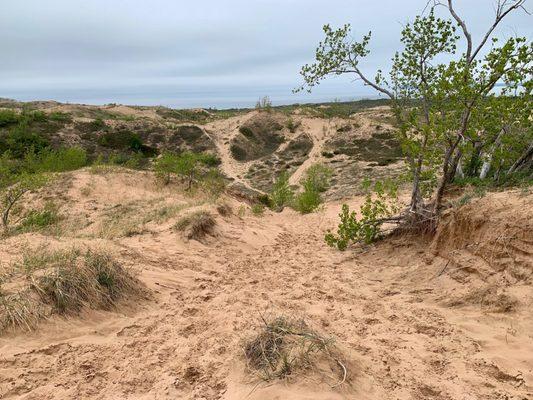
[0,166,531,399]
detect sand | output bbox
[0,168,531,399]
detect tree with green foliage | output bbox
[153,151,219,190]
[269,171,294,211]
[0,154,49,231]
[325,180,400,250]
[297,0,531,246]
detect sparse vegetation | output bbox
[1,248,143,332]
[269,172,294,211]
[285,117,300,133]
[154,151,220,190]
[0,167,49,232]
[216,203,232,216]
[255,96,272,111]
[325,180,400,250]
[20,202,60,232]
[174,210,216,240]
[292,164,333,214]
[243,315,348,385]
[251,203,265,216]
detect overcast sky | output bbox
[0,1,530,109]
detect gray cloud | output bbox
[0,0,530,108]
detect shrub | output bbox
[0,109,20,127]
[107,152,145,170]
[3,123,50,158]
[293,181,322,214]
[97,130,143,151]
[325,180,399,250]
[302,164,333,193]
[251,203,265,216]
[243,316,348,385]
[239,126,254,138]
[286,118,300,133]
[174,211,216,240]
[200,169,227,198]
[48,112,72,123]
[269,172,294,211]
[37,147,88,172]
[20,203,60,232]
[33,249,142,313]
[154,151,220,189]
[1,172,49,230]
[230,144,247,161]
[216,203,232,216]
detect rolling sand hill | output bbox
[0,101,531,399]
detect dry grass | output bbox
[243,316,349,386]
[174,211,216,241]
[97,200,191,239]
[216,202,233,217]
[0,248,144,333]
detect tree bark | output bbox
[434,137,461,213]
[446,149,462,184]
[507,143,533,175]
[479,128,505,179]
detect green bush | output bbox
[0,109,20,127]
[20,203,60,231]
[239,126,254,138]
[154,151,220,189]
[48,112,72,123]
[3,123,50,158]
[251,203,265,216]
[37,147,87,172]
[286,118,300,133]
[290,164,332,214]
[302,164,333,193]
[201,169,227,198]
[269,172,294,211]
[97,130,144,152]
[325,180,399,250]
[27,110,48,122]
[107,152,146,169]
[293,181,322,214]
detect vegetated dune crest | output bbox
[0,162,531,399]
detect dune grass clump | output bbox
[216,203,232,216]
[0,248,143,333]
[174,210,216,240]
[243,316,348,385]
[19,203,60,233]
[251,203,265,216]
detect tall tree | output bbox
[297,0,532,218]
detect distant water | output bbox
[0,82,381,109]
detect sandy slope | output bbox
[0,169,531,400]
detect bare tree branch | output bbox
[447,0,473,61]
[353,67,395,99]
[470,0,528,61]
[442,0,528,63]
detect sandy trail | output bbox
[205,113,261,192]
[0,185,531,399]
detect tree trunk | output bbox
[507,143,533,175]
[434,137,461,214]
[465,141,482,177]
[446,149,462,184]
[479,128,505,179]
[409,135,429,213]
[455,161,464,179]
